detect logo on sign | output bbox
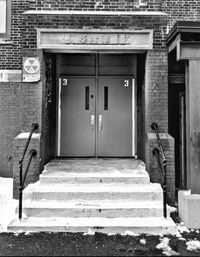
[23,57,40,82]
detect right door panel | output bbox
[97,78,133,157]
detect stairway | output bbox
[8,159,177,235]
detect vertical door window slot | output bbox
[104,86,108,110]
[85,86,90,110]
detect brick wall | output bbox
[0,0,29,69]
[30,0,160,11]
[143,49,176,203]
[162,0,200,31]
[0,80,43,177]
[21,14,167,50]
[145,50,168,133]
[0,82,21,177]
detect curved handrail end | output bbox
[152,147,160,156]
[31,123,39,131]
[30,149,37,156]
[151,122,158,131]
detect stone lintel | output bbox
[37,28,153,51]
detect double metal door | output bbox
[59,77,133,157]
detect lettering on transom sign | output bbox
[61,33,134,45]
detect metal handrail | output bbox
[151,123,167,218]
[18,123,39,220]
[152,148,163,178]
[151,123,167,164]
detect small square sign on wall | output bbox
[22,57,40,82]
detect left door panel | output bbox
[60,78,96,156]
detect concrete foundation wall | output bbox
[13,133,41,199]
[178,190,200,229]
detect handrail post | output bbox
[19,160,23,220]
[151,123,167,219]
[163,161,167,218]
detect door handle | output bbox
[99,115,103,130]
[91,115,95,130]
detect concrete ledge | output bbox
[147,133,174,141]
[178,190,200,229]
[23,10,168,17]
[15,132,41,140]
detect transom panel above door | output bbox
[57,53,137,157]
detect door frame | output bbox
[56,54,137,157]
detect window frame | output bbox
[0,0,11,39]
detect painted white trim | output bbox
[0,69,22,82]
[132,78,136,157]
[24,10,168,16]
[57,78,61,156]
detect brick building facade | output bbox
[1,0,200,214]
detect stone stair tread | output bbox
[8,217,177,235]
[45,159,145,168]
[26,183,162,193]
[22,199,164,209]
[41,171,149,178]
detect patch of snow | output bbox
[175,231,182,238]
[139,238,146,245]
[13,230,23,235]
[24,231,32,235]
[83,228,95,235]
[176,223,190,233]
[122,230,139,236]
[156,237,170,250]
[168,206,177,213]
[178,237,186,241]
[21,212,28,219]
[16,132,40,139]
[186,240,200,252]
[0,177,18,232]
[156,237,180,256]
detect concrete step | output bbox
[39,171,150,184]
[22,199,166,218]
[8,217,177,235]
[24,183,163,201]
[44,159,146,173]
